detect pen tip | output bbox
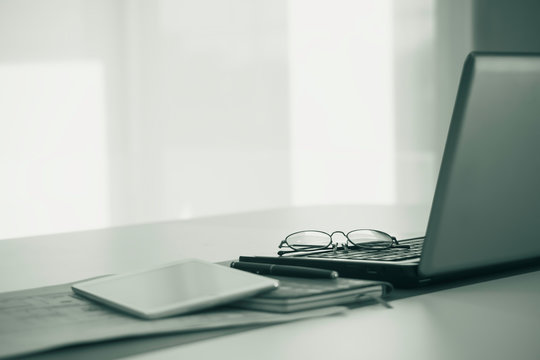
[331,271,339,279]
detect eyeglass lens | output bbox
[285,231,331,250]
[347,229,393,249]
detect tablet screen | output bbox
[72,259,278,319]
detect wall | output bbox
[473,0,540,52]
[0,0,480,239]
[0,1,122,238]
[0,0,290,239]
[114,0,290,224]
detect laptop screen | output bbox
[419,52,540,277]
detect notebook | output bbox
[232,276,392,313]
[239,52,540,287]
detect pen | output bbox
[230,261,339,279]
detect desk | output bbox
[1,205,539,360]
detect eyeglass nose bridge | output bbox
[326,231,349,254]
[328,230,348,239]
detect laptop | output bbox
[239,52,540,287]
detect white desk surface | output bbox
[1,204,539,360]
[124,270,540,360]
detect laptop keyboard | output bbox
[303,237,424,262]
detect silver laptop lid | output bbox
[419,52,540,277]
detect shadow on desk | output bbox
[387,262,540,301]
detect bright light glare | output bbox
[0,61,109,239]
[289,0,395,205]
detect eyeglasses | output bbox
[278,229,410,256]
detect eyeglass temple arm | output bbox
[393,235,426,249]
[391,237,410,249]
[278,243,338,256]
[278,249,295,256]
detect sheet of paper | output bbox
[0,281,347,359]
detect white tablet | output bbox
[71,259,279,319]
